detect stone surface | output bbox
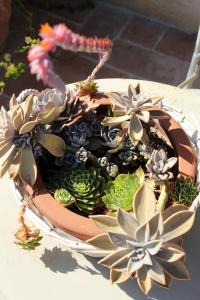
[121,14,166,49]
[109,39,189,85]
[102,0,200,31]
[80,3,130,38]
[155,28,196,62]
[0,0,11,51]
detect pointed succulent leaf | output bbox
[19,119,39,134]
[128,112,143,143]
[110,269,131,284]
[147,257,166,285]
[117,208,138,238]
[37,134,65,157]
[133,183,156,225]
[156,181,169,212]
[23,94,34,122]
[0,146,17,177]
[156,242,185,262]
[98,248,131,268]
[136,222,150,243]
[134,166,145,185]
[0,141,12,157]
[87,233,117,250]
[127,258,143,274]
[90,215,119,232]
[101,115,130,126]
[137,110,150,123]
[148,212,163,240]
[9,94,17,110]
[157,259,190,280]
[136,267,153,295]
[162,204,188,221]
[161,210,195,241]
[107,231,135,247]
[19,148,37,185]
[110,92,125,108]
[144,240,163,256]
[12,105,24,131]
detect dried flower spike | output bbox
[15,205,42,251]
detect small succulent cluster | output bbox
[15,206,42,251]
[171,177,199,206]
[51,167,105,214]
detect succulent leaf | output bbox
[63,167,105,214]
[102,174,140,212]
[54,188,75,207]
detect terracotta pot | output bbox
[25,94,196,241]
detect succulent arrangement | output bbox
[0,21,199,295]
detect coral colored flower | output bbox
[39,23,54,39]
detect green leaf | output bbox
[135,167,145,185]
[102,174,140,211]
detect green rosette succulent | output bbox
[54,188,75,207]
[171,177,199,206]
[102,174,140,212]
[63,167,105,214]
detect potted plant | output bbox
[0,22,199,294]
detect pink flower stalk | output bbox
[28,23,112,94]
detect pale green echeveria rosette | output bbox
[87,183,195,295]
[0,93,65,185]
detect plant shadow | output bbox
[40,246,99,275]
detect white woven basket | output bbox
[9,96,200,258]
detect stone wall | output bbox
[103,0,200,32]
[0,0,11,51]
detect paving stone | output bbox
[0,93,9,109]
[80,3,129,39]
[109,39,189,85]
[155,28,196,62]
[53,54,132,84]
[121,15,166,49]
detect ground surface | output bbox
[0,0,199,105]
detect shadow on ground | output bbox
[40,246,99,275]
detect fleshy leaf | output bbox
[133,183,156,225]
[156,242,185,262]
[117,208,138,238]
[128,112,143,143]
[147,257,166,285]
[37,134,65,157]
[136,222,150,243]
[23,94,34,122]
[19,148,37,185]
[137,267,153,295]
[110,269,131,284]
[19,120,39,134]
[101,115,130,126]
[90,215,119,232]
[87,233,117,250]
[107,232,135,247]
[0,146,17,177]
[144,240,163,255]
[134,166,145,185]
[158,259,190,279]
[98,248,131,268]
[161,210,195,241]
